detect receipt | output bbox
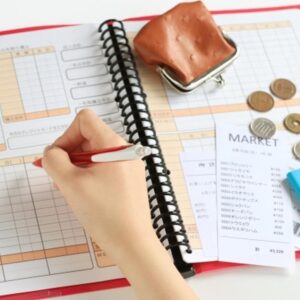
[216,122,295,268]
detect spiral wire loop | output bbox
[98,19,194,276]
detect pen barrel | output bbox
[69,145,132,165]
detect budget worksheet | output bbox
[0,24,125,296]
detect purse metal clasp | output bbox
[157,31,239,94]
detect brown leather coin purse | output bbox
[133,1,239,93]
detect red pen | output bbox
[33,144,152,168]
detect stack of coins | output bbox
[246,78,299,158]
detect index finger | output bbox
[53,109,126,152]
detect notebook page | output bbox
[125,9,300,263]
[0,24,125,295]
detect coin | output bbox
[293,141,300,159]
[284,113,300,133]
[270,78,296,99]
[247,91,274,112]
[249,117,276,139]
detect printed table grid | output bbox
[0,47,70,123]
[0,155,101,282]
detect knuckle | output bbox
[43,147,56,162]
[42,146,63,168]
[42,149,57,168]
[77,109,99,131]
[78,109,96,121]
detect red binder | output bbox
[1,4,300,299]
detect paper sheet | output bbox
[216,122,294,268]
[180,150,217,262]
[180,146,300,264]
[125,8,300,262]
[0,24,125,296]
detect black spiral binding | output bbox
[98,19,194,277]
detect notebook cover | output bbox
[0,4,300,299]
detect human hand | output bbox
[42,109,198,300]
[42,109,155,259]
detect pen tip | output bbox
[32,159,42,168]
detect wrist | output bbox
[91,222,160,265]
[109,227,162,266]
[108,228,198,300]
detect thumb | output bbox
[42,145,77,185]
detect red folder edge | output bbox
[1,4,300,299]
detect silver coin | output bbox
[293,141,300,160]
[249,118,276,139]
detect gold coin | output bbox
[284,113,300,133]
[247,91,274,112]
[270,78,296,99]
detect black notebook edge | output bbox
[98,19,195,278]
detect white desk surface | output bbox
[1,0,300,299]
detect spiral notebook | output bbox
[1,4,300,299]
